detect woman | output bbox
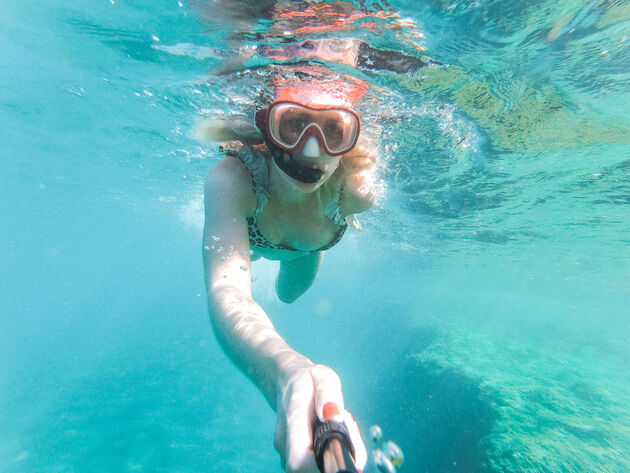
[201,66,376,472]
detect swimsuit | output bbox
[222,143,348,252]
[246,215,346,251]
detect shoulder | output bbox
[204,156,257,217]
[206,154,251,183]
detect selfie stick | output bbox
[313,420,359,473]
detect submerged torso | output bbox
[247,194,347,254]
[223,143,348,259]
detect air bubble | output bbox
[369,425,382,443]
[373,449,395,473]
[220,257,225,261]
[229,245,234,251]
[249,250,254,255]
[242,251,248,256]
[251,276,257,283]
[212,235,220,241]
[240,265,248,271]
[216,247,223,253]
[228,253,233,257]
[204,245,210,251]
[383,441,404,467]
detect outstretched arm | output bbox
[203,156,310,405]
[203,157,367,472]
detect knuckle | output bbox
[313,363,339,381]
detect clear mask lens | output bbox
[268,103,360,156]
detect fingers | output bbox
[274,410,287,468]
[343,138,378,164]
[278,365,362,473]
[345,410,368,471]
[310,364,345,423]
[282,373,318,473]
[311,365,367,471]
[341,154,376,172]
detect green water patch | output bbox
[396,65,630,152]
[395,0,630,153]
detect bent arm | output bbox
[339,138,379,216]
[203,158,312,409]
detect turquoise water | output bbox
[1,0,629,472]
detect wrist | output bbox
[273,357,315,414]
[278,353,314,384]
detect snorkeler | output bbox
[201,65,374,472]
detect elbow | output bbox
[345,174,376,214]
[344,182,376,214]
[355,186,376,213]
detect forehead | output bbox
[271,66,369,108]
[274,87,354,108]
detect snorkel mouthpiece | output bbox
[273,151,325,184]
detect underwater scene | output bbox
[1,0,629,472]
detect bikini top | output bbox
[222,143,348,252]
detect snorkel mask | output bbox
[257,101,361,157]
[256,66,368,184]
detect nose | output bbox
[302,135,321,158]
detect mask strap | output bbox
[255,108,268,135]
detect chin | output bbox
[284,171,329,193]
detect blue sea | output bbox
[1,1,629,472]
